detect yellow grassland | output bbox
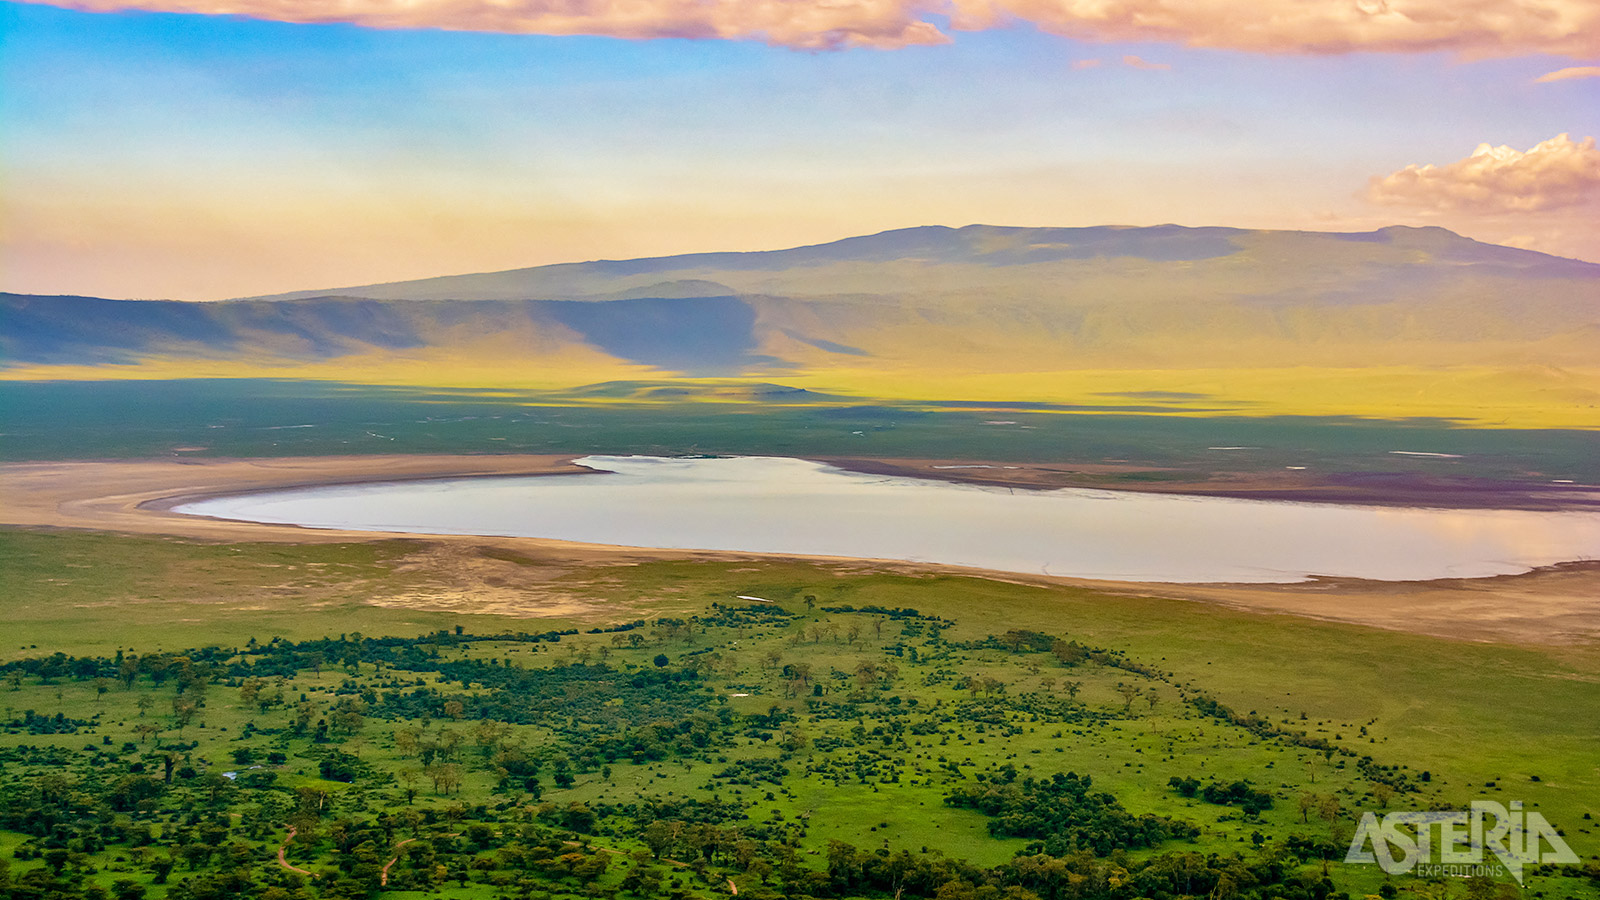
[5,349,1597,429]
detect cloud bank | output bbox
[1367,134,1600,214]
[25,0,1600,54]
[956,0,1600,57]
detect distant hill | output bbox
[5,224,1599,426]
[243,223,1594,303]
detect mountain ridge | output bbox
[238,223,1599,304]
[5,224,1598,427]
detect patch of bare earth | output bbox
[1105,561,1600,647]
[373,542,602,618]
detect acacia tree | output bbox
[642,820,680,858]
[238,678,263,707]
[1317,795,1342,832]
[394,728,420,757]
[426,762,464,795]
[1297,791,1317,823]
[171,697,199,735]
[1372,782,1395,808]
[778,727,809,753]
[1116,683,1142,713]
[118,656,139,688]
[966,674,1004,698]
[472,719,508,757]
[398,767,422,804]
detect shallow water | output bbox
[173,455,1600,583]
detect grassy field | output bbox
[3,379,1598,484]
[2,527,1596,899]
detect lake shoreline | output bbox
[818,456,1600,511]
[4,453,1598,646]
[167,454,1600,584]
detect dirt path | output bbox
[380,837,417,886]
[382,831,460,886]
[277,826,316,877]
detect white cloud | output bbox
[1366,134,1600,214]
[26,0,1600,54]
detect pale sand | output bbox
[3,454,1597,646]
[1,455,597,544]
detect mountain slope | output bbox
[5,224,1599,426]
[245,224,1593,303]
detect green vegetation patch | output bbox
[1,529,1598,899]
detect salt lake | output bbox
[172,455,1600,583]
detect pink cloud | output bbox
[1534,65,1600,82]
[951,0,1600,58]
[26,0,954,49]
[1366,134,1600,214]
[1070,58,1102,69]
[1120,54,1169,70]
[21,0,1600,54]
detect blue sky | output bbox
[2,0,1596,299]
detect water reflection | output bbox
[174,455,1600,584]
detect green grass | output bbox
[585,561,1600,855]
[0,530,570,656]
[2,527,1597,898]
[5,378,1599,482]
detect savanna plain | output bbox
[1,378,1597,900]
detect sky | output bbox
[1,0,1597,301]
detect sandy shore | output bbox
[1,455,597,543]
[3,454,1597,646]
